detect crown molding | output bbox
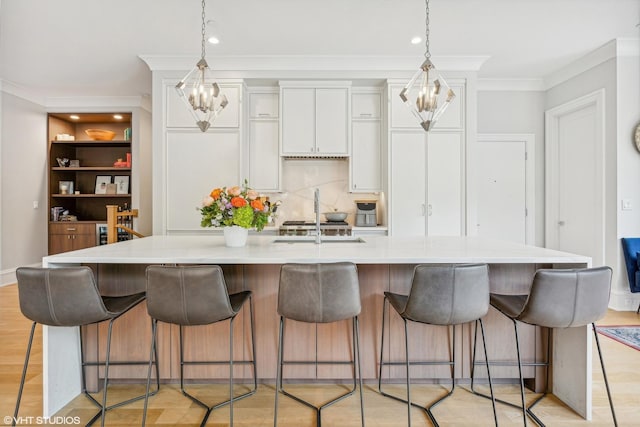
[477,78,545,91]
[544,38,639,90]
[0,80,150,111]
[140,54,490,73]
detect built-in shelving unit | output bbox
[47,112,133,254]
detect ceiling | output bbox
[0,0,638,100]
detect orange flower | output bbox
[210,188,222,200]
[231,196,247,208]
[250,199,264,211]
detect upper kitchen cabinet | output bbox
[166,83,241,128]
[350,91,382,192]
[280,82,351,156]
[389,81,465,130]
[248,90,280,192]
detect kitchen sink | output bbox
[273,237,366,244]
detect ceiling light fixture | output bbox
[113,114,123,120]
[400,0,455,131]
[175,0,228,132]
[410,36,422,45]
[69,115,80,120]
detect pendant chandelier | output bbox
[175,0,228,132]
[399,0,455,132]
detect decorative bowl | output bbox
[85,129,116,141]
[324,211,348,222]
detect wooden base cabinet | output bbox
[48,222,96,255]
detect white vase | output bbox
[223,225,249,247]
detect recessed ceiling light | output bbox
[69,115,80,120]
[411,36,422,45]
[113,114,123,120]
[208,36,220,44]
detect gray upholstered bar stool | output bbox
[274,262,365,427]
[378,263,497,427]
[13,266,159,427]
[471,266,617,426]
[142,265,257,427]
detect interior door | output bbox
[546,91,604,265]
[475,139,527,243]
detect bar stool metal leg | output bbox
[592,324,618,427]
[12,322,36,427]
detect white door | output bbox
[390,132,426,236]
[546,90,604,264]
[427,133,462,236]
[474,136,528,243]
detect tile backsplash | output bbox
[263,159,382,226]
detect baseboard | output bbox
[1,262,42,287]
[608,289,640,311]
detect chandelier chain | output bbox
[200,0,207,60]
[424,0,430,59]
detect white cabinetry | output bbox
[390,132,462,236]
[166,131,241,231]
[350,91,382,192]
[160,79,244,233]
[280,83,350,156]
[248,91,280,191]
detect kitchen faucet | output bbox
[314,188,321,244]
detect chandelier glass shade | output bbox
[175,0,228,132]
[400,0,455,131]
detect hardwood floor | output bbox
[0,283,637,426]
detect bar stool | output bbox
[13,266,159,427]
[471,266,617,426]
[142,265,257,427]
[378,264,497,427]
[274,262,365,427]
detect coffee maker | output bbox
[355,201,377,227]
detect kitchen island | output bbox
[41,235,594,419]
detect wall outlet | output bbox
[622,199,632,211]
[33,201,39,209]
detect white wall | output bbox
[477,90,545,245]
[1,91,47,284]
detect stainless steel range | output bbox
[279,221,352,236]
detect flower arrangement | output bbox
[199,181,277,231]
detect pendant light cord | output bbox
[200,0,207,60]
[424,0,430,59]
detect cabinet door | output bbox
[249,120,280,191]
[426,133,463,236]
[166,131,240,231]
[316,88,349,154]
[281,88,315,154]
[390,132,426,236]
[249,93,278,118]
[166,84,240,128]
[73,233,97,250]
[49,234,75,254]
[351,121,381,192]
[352,93,380,119]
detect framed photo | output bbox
[113,175,130,194]
[69,159,80,168]
[95,175,112,194]
[58,180,74,195]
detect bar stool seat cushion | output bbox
[102,293,146,315]
[489,294,527,319]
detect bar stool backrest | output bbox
[278,262,361,323]
[145,265,235,326]
[16,266,110,327]
[518,266,612,328]
[403,264,490,325]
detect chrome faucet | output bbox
[314,188,321,244]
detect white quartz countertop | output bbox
[43,235,591,265]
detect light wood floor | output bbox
[0,283,637,426]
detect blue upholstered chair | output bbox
[620,238,640,313]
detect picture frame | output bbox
[58,180,74,195]
[113,175,130,194]
[69,159,80,168]
[95,175,112,194]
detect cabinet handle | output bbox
[258,113,270,117]
[310,147,314,152]
[359,113,372,117]
[72,235,76,240]
[67,235,71,240]
[421,204,426,216]
[66,227,76,231]
[428,204,433,216]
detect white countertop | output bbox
[43,235,590,265]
